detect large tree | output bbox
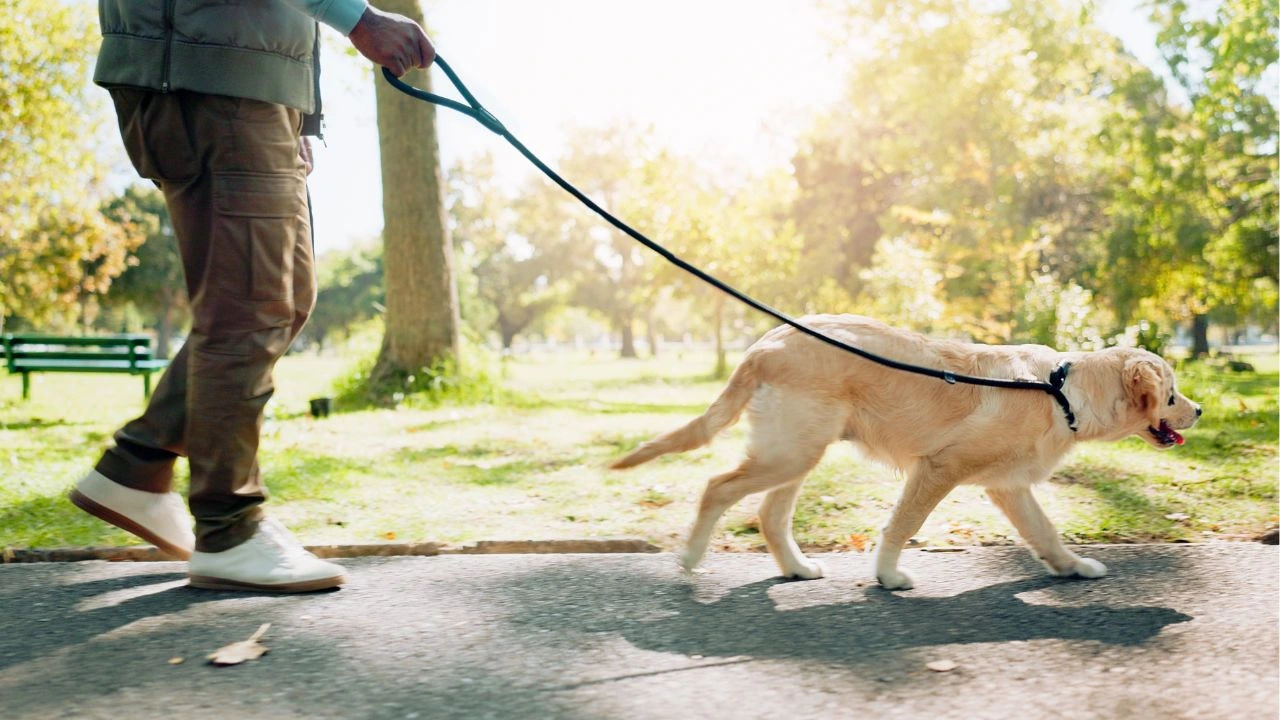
[795,0,1130,342]
[369,0,460,383]
[556,124,669,358]
[449,156,570,350]
[0,0,138,333]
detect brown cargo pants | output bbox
[95,89,314,553]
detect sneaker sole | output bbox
[187,574,345,593]
[68,489,193,561]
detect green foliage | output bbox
[97,186,185,355]
[0,0,139,331]
[1095,0,1277,339]
[788,0,1276,347]
[449,155,572,349]
[310,242,384,350]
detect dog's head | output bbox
[1100,347,1201,448]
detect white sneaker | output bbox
[188,517,345,593]
[69,470,195,559]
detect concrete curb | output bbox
[0,538,663,564]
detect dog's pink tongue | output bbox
[1161,421,1185,445]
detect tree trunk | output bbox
[713,294,727,379]
[498,319,518,350]
[619,315,637,359]
[1191,314,1210,358]
[371,0,460,383]
[155,301,174,359]
[644,309,659,358]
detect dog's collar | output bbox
[1047,362,1078,432]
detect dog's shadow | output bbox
[496,559,1192,669]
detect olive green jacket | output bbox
[93,0,362,115]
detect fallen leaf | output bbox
[926,660,957,672]
[383,531,397,541]
[638,498,673,509]
[848,533,868,552]
[168,657,184,665]
[207,624,271,666]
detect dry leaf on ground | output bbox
[167,657,184,665]
[847,533,868,552]
[207,624,271,666]
[926,660,957,672]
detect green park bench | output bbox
[2,334,170,400]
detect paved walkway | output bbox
[1,544,1275,719]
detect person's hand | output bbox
[299,136,314,176]
[348,5,435,77]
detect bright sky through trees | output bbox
[80,0,1168,256]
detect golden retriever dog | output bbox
[611,314,1201,589]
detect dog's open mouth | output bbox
[1149,420,1185,447]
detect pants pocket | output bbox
[111,89,200,183]
[212,172,303,303]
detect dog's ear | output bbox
[1124,356,1163,428]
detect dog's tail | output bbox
[609,358,760,470]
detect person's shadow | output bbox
[0,564,333,672]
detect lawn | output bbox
[1,346,1276,553]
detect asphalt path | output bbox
[1,544,1275,719]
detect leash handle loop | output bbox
[378,57,1080,433]
[381,61,507,135]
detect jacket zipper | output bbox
[160,0,175,92]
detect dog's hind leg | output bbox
[874,463,959,590]
[681,391,842,574]
[986,485,1107,579]
[680,430,829,571]
[759,480,825,579]
[681,446,828,574]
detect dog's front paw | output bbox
[677,549,701,574]
[1072,557,1107,578]
[782,559,826,580]
[1050,556,1107,579]
[876,568,915,591]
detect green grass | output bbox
[2,347,1276,552]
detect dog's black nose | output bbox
[1195,405,1202,417]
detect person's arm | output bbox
[282,0,434,76]
[281,0,369,35]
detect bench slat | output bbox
[11,359,146,372]
[4,334,152,348]
[8,350,153,362]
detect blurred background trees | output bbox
[3,0,1274,374]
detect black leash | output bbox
[380,59,1079,432]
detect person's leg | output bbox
[79,89,340,589]
[177,93,342,591]
[94,341,191,493]
[69,89,205,558]
[176,92,309,553]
